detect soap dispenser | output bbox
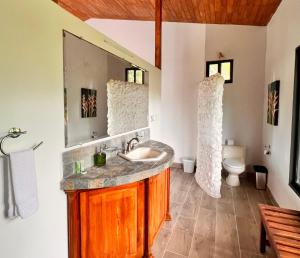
[94,145,106,167]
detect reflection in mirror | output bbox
[63,31,149,147]
[107,80,148,136]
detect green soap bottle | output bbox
[94,146,106,167]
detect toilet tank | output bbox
[222,145,246,163]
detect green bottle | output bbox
[94,146,106,167]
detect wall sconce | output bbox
[218,52,225,59]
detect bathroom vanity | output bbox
[61,141,174,258]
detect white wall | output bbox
[205,25,266,166]
[88,19,206,162]
[0,1,161,258]
[161,23,206,162]
[263,0,300,209]
[87,19,155,65]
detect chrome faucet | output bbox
[126,137,140,153]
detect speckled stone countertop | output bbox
[61,140,174,190]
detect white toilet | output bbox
[222,145,246,186]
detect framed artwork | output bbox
[81,88,97,118]
[267,80,280,126]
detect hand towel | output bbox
[7,160,17,219]
[9,149,38,219]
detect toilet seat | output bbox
[223,158,245,173]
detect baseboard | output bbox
[266,186,279,207]
[171,162,182,169]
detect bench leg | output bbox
[260,222,266,253]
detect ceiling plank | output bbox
[56,0,282,26]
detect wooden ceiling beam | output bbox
[155,0,162,69]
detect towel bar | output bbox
[0,127,43,156]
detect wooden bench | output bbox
[259,204,300,257]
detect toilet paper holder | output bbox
[264,145,271,155]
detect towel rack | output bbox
[0,127,43,156]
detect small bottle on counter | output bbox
[74,161,81,174]
[80,160,87,174]
[94,145,106,167]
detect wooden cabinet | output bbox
[148,169,171,248]
[80,182,144,258]
[65,167,171,258]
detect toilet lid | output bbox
[223,158,244,169]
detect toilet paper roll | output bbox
[227,139,234,146]
[264,149,268,155]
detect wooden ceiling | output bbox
[56,0,281,26]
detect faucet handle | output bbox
[135,132,143,140]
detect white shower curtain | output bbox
[195,74,224,198]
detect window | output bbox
[126,68,144,84]
[289,46,300,196]
[206,59,234,84]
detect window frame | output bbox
[289,46,300,197]
[206,59,234,84]
[125,68,145,84]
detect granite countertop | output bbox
[61,140,174,190]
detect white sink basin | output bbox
[118,147,167,162]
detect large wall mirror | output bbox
[289,46,300,196]
[63,31,149,147]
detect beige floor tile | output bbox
[194,207,216,238]
[214,245,240,258]
[189,233,215,258]
[190,208,216,257]
[232,183,248,200]
[171,189,188,204]
[188,179,203,201]
[175,216,195,234]
[180,199,200,218]
[152,228,172,258]
[180,181,202,218]
[215,212,240,258]
[155,171,277,258]
[217,200,235,214]
[246,187,267,224]
[171,170,193,192]
[261,190,274,206]
[201,192,218,211]
[240,250,265,258]
[163,202,183,230]
[166,228,193,256]
[237,216,260,253]
[233,194,256,221]
[219,185,233,204]
[163,251,187,258]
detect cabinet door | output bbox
[80,182,144,258]
[148,169,169,245]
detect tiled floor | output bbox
[152,168,277,258]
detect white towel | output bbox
[9,149,38,219]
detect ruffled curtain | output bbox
[195,74,224,198]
